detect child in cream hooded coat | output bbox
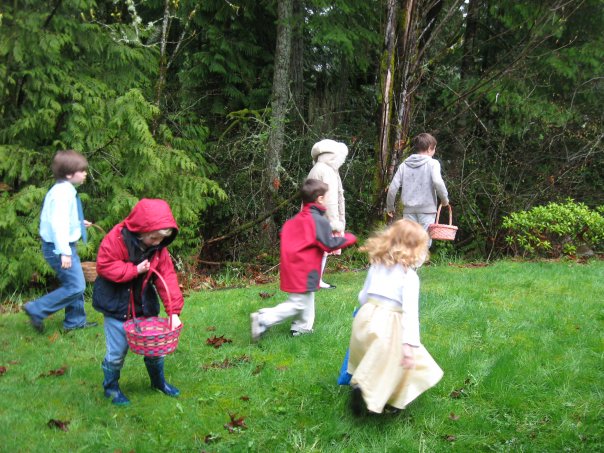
[306,139,348,289]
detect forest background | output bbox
[1,0,602,298]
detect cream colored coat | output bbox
[306,139,348,232]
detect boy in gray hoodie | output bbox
[386,133,449,235]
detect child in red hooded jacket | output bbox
[250,179,357,342]
[92,199,184,406]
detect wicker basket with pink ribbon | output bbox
[124,269,183,357]
[428,204,458,241]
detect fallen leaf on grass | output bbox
[252,362,265,375]
[254,274,271,284]
[444,434,457,442]
[204,433,221,444]
[201,355,250,370]
[49,331,61,343]
[240,395,250,401]
[258,291,274,299]
[450,378,474,398]
[449,412,460,421]
[224,412,247,433]
[276,365,289,372]
[206,326,216,332]
[47,419,70,432]
[0,366,7,376]
[449,389,464,398]
[39,366,68,378]
[206,335,233,348]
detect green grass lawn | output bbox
[1,260,603,452]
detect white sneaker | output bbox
[250,312,265,342]
[291,329,314,337]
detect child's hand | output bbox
[401,343,416,369]
[170,314,182,330]
[136,259,150,274]
[84,220,92,227]
[61,255,72,269]
[386,211,394,218]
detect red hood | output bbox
[123,199,179,234]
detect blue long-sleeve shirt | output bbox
[39,181,82,256]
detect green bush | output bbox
[502,200,604,257]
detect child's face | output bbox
[67,170,87,186]
[139,231,166,248]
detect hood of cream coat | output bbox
[311,139,348,170]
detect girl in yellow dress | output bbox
[347,219,443,415]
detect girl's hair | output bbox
[156,228,173,237]
[360,219,429,268]
[51,150,88,180]
[141,228,173,238]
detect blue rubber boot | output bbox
[144,357,180,397]
[102,360,130,406]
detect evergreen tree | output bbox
[0,1,224,297]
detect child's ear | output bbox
[65,173,74,180]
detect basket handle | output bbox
[435,204,453,226]
[127,267,174,330]
[150,268,174,330]
[88,223,107,235]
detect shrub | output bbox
[502,200,604,257]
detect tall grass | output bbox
[0,260,602,452]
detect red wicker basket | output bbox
[428,204,458,241]
[124,269,183,357]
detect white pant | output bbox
[403,212,436,246]
[258,292,315,333]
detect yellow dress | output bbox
[347,299,443,414]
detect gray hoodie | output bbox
[386,154,449,214]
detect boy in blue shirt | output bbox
[24,150,97,333]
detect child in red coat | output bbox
[250,179,357,341]
[92,199,184,406]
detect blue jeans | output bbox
[26,242,87,329]
[103,316,129,366]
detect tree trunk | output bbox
[290,0,305,126]
[390,0,417,182]
[264,0,293,238]
[375,0,451,214]
[153,0,171,135]
[460,0,480,79]
[375,0,399,212]
[266,0,293,195]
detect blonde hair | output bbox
[140,228,173,239]
[360,219,429,268]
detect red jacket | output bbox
[280,202,356,293]
[92,199,184,320]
